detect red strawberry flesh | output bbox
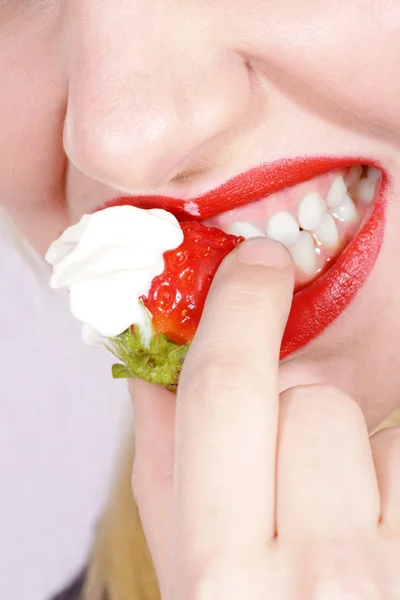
[141,222,244,345]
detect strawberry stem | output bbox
[106,326,190,391]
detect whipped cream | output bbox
[45,205,184,342]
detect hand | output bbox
[131,237,400,599]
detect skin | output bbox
[132,239,400,598]
[2,0,400,596]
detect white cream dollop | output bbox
[45,205,184,341]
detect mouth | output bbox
[103,157,386,358]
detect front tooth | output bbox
[326,175,348,208]
[345,164,363,186]
[266,211,300,247]
[227,221,265,239]
[289,231,317,275]
[297,192,327,231]
[314,214,339,248]
[331,193,359,222]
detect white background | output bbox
[0,209,131,600]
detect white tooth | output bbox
[314,214,340,248]
[367,167,381,182]
[353,167,381,204]
[345,164,363,186]
[227,221,265,239]
[354,178,376,204]
[289,231,317,275]
[326,175,348,208]
[266,211,300,247]
[297,192,327,231]
[330,193,359,222]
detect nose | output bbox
[64,1,251,193]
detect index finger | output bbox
[173,238,294,576]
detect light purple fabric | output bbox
[0,209,130,600]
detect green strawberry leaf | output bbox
[106,322,190,391]
[111,364,135,379]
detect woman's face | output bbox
[2,0,400,428]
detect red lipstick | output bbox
[281,184,385,358]
[103,157,386,357]
[103,157,352,220]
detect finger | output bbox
[173,238,294,575]
[276,385,380,538]
[371,426,400,532]
[130,379,176,592]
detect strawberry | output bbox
[107,222,243,390]
[142,222,243,345]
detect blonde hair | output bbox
[82,408,400,600]
[82,436,159,600]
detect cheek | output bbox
[234,0,400,139]
[0,6,68,253]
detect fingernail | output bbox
[236,237,290,268]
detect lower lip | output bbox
[280,177,387,359]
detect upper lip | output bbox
[102,156,371,220]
